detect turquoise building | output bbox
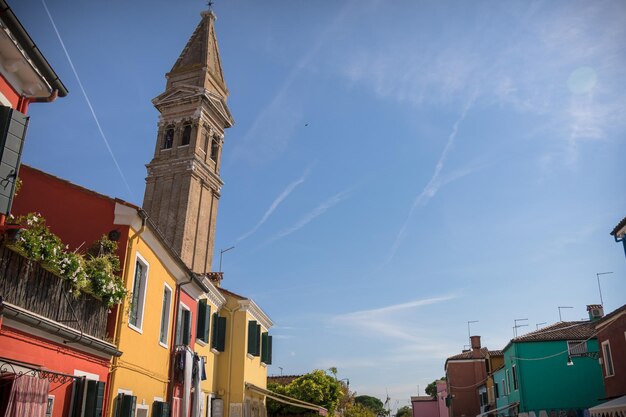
[492,319,605,417]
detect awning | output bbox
[245,383,328,416]
[589,395,626,417]
[476,402,520,417]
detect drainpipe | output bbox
[221,303,236,416]
[105,215,145,417]
[614,234,626,259]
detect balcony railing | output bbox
[0,245,110,339]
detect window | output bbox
[201,133,209,154]
[196,299,211,343]
[247,320,261,356]
[494,382,499,399]
[261,332,273,364]
[163,127,174,149]
[113,393,136,417]
[211,312,226,352]
[176,303,192,346]
[567,340,587,357]
[129,256,149,331]
[505,370,510,395]
[159,284,173,346]
[181,124,192,146]
[210,137,219,162]
[501,379,505,396]
[602,340,614,377]
[71,378,105,417]
[46,396,54,417]
[512,364,518,390]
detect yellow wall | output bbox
[215,294,269,417]
[107,228,178,416]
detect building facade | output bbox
[493,314,605,417]
[593,304,626,400]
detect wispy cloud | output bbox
[236,164,313,242]
[384,101,474,264]
[333,294,458,344]
[231,2,357,164]
[266,188,352,244]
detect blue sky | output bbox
[14,0,626,406]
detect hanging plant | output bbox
[7,213,127,306]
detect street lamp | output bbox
[596,271,614,307]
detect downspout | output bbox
[222,304,236,416]
[105,215,145,417]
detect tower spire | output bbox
[143,10,233,274]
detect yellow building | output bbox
[211,287,273,417]
[107,202,199,417]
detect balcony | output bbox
[0,244,111,341]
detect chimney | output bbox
[587,305,604,321]
[470,336,480,352]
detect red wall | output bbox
[0,73,22,111]
[412,400,438,417]
[446,360,486,417]
[11,165,130,266]
[597,313,626,399]
[0,325,110,417]
[172,288,198,403]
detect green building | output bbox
[492,315,605,417]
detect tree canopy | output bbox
[395,406,412,417]
[267,370,344,417]
[354,396,386,417]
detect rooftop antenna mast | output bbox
[207,0,214,10]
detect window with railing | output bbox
[567,340,588,357]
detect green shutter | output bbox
[182,309,191,345]
[248,321,257,355]
[95,382,105,417]
[0,106,28,215]
[70,378,85,417]
[216,316,226,352]
[261,332,269,363]
[121,395,136,417]
[197,300,207,342]
[204,305,211,343]
[255,324,261,356]
[267,335,273,365]
[211,313,219,349]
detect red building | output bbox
[594,304,626,399]
[444,336,497,417]
[0,3,119,417]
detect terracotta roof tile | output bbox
[447,347,490,360]
[512,321,595,342]
[611,216,626,236]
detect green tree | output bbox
[354,396,386,417]
[395,406,411,417]
[344,403,376,417]
[267,370,344,417]
[425,380,437,400]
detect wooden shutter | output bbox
[255,324,261,356]
[70,378,85,417]
[204,305,211,343]
[248,321,257,355]
[216,316,226,352]
[197,300,207,342]
[0,106,28,215]
[182,309,191,345]
[267,335,273,365]
[211,313,219,349]
[261,332,269,363]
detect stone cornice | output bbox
[238,299,273,330]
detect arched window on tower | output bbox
[203,133,209,154]
[181,124,192,146]
[210,137,220,162]
[163,127,174,149]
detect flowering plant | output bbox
[8,213,127,306]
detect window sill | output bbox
[196,339,207,347]
[211,348,221,355]
[260,362,267,368]
[247,353,254,360]
[128,323,143,335]
[161,148,172,151]
[179,144,190,148]
[159,341,169,350]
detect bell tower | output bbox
[143,10,233,274]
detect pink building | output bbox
[411,396,438,417]
[436,380,448,417]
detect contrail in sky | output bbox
[266,188,351,244]
[42,0,132,195]
[385,100,474,264]
[236,165,313,242]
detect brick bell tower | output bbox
[143,10,233,274]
